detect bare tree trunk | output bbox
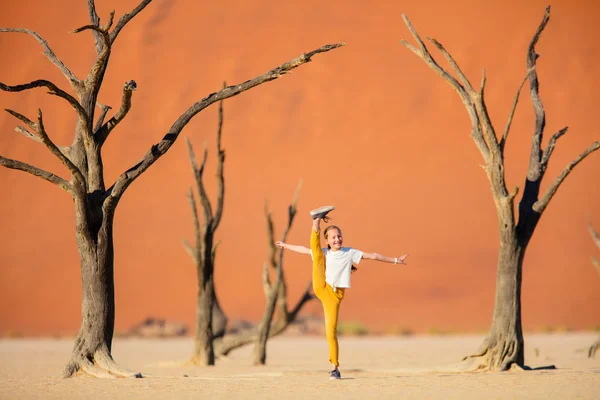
[63,196,142,378]
[192,257,215,366]
[254,262,282,365]
[464,240,525,370]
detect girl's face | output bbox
[326,228,343,250]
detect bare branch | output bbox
[95,81,136,145]
[274,180,302,321]
[87,0,103,54]
[0,28,80,86]
[588,219,600,252]
[500,68,535,152]
[265,202,277,270]
[186,138,213,224]
[471,70,500,157]
[182,239,197,263]
[525,6,551,180]
[93,103,112,135]
[262,262,271,295]
[106,43,343,201]
[533,141,600,214]
[34,109,86,185]
[0,155,72,193]
[0,80,89,125]
[287,282,316,321]
[15,126,41,143]
[109,0,152,44]
[401,14,490,163]
[71,24,112,89]
[508,186,520,202]
[540,127,568,168]
[5,109,36,129]
[428,37,475,94]
[4,108,85,185]
[186,188,202,265]
[427,39,500,158]
[213,84,226,229]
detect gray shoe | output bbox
[329,369,341,380]
[310,205,335,220]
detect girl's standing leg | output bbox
[322,286,344,368]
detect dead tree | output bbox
[401,6,599,371]
[254,184,301,365]
[215,194,314,357]
[588,221,600,359]
[183,92,228,366]
[0,0,343,378]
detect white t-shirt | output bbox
[315,247,363,289]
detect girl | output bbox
[276,205,408,380]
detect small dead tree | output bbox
[0,0,342,378]
[588,220,600,359]
[401,6,599,371]
[214,205,314,357]
[254,184,301,365]
[183,92,228,366]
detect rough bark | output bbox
[1,0,342,378]
[402,6,598,371]
[254,184,300,365]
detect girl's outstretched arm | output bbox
[361,252,409,265]
[275,241,312,255]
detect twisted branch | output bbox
[0,80,89,125]
[95,81,136,145]
[525,6,551,180]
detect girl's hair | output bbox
[324,225,342,249]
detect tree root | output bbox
[589,336,600,358]
[63,350,142,378]
[431,336,526,372]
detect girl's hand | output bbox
[396,254,409,265]
[275,241,286,248]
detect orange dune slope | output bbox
[0,0,599,336]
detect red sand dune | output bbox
[0,0,599,336]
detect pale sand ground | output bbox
[1,333,599,399]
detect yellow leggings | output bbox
[311,229,345,367]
